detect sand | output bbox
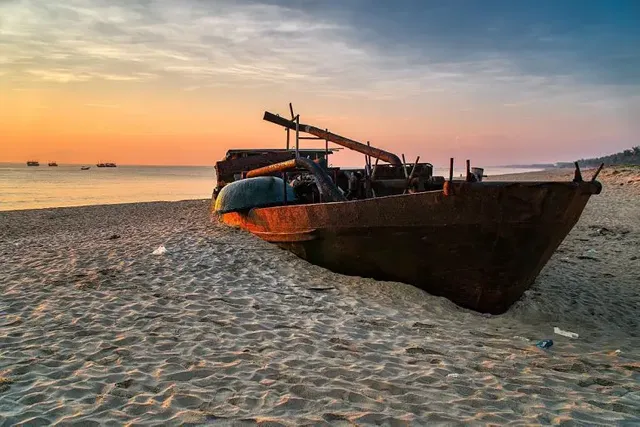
[1,167,639,426]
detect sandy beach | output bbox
[1,167,639,426]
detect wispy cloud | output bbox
[24,68,155,83]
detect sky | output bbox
[1,0,639,166]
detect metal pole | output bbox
[573,161,583,182]
[404,156,420,194]
[449,158,454,182]
[289,102,295,154]
[371,157,380,180]
[325,128,328,165]
[365,142,372,198]
[591,163,604,182]
[408,156,421,181]
[295,114,300,158]
[401,154,408,178]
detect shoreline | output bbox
[0,198,210,214]
[1,167,639,425]
[2,165,634,214]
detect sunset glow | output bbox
[1,0,638,166]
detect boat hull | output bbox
[216,181,601,314]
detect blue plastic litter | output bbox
[536,339,553,349]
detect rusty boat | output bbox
[210,105,603,314]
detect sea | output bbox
[0,163,542,212]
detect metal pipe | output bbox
[263,111,402,165]
[246,157,345,202]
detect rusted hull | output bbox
[215,181,600,314]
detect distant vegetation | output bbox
[556,146,640,168]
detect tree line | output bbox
[557,146,640,167]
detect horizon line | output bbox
[0,161,558,170]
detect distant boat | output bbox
[26,160,39,166]
[81,166,91,170]
[48,161,58,167]
[96,162,117,168]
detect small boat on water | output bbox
[210,105,603,314]
[48,161,58,167]
[81,166,91,170]
[96,162,117,168]
[26,160,39,166]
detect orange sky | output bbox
[2,1,638,167]
[3,82,634,167]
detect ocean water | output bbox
[432,166,542,179]
[0,164,216,211]
[0,163,541,212]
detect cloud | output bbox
[1,0,638,110]
[25,69,93,83]
[1,0,357,88]
[25,68,156,83]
